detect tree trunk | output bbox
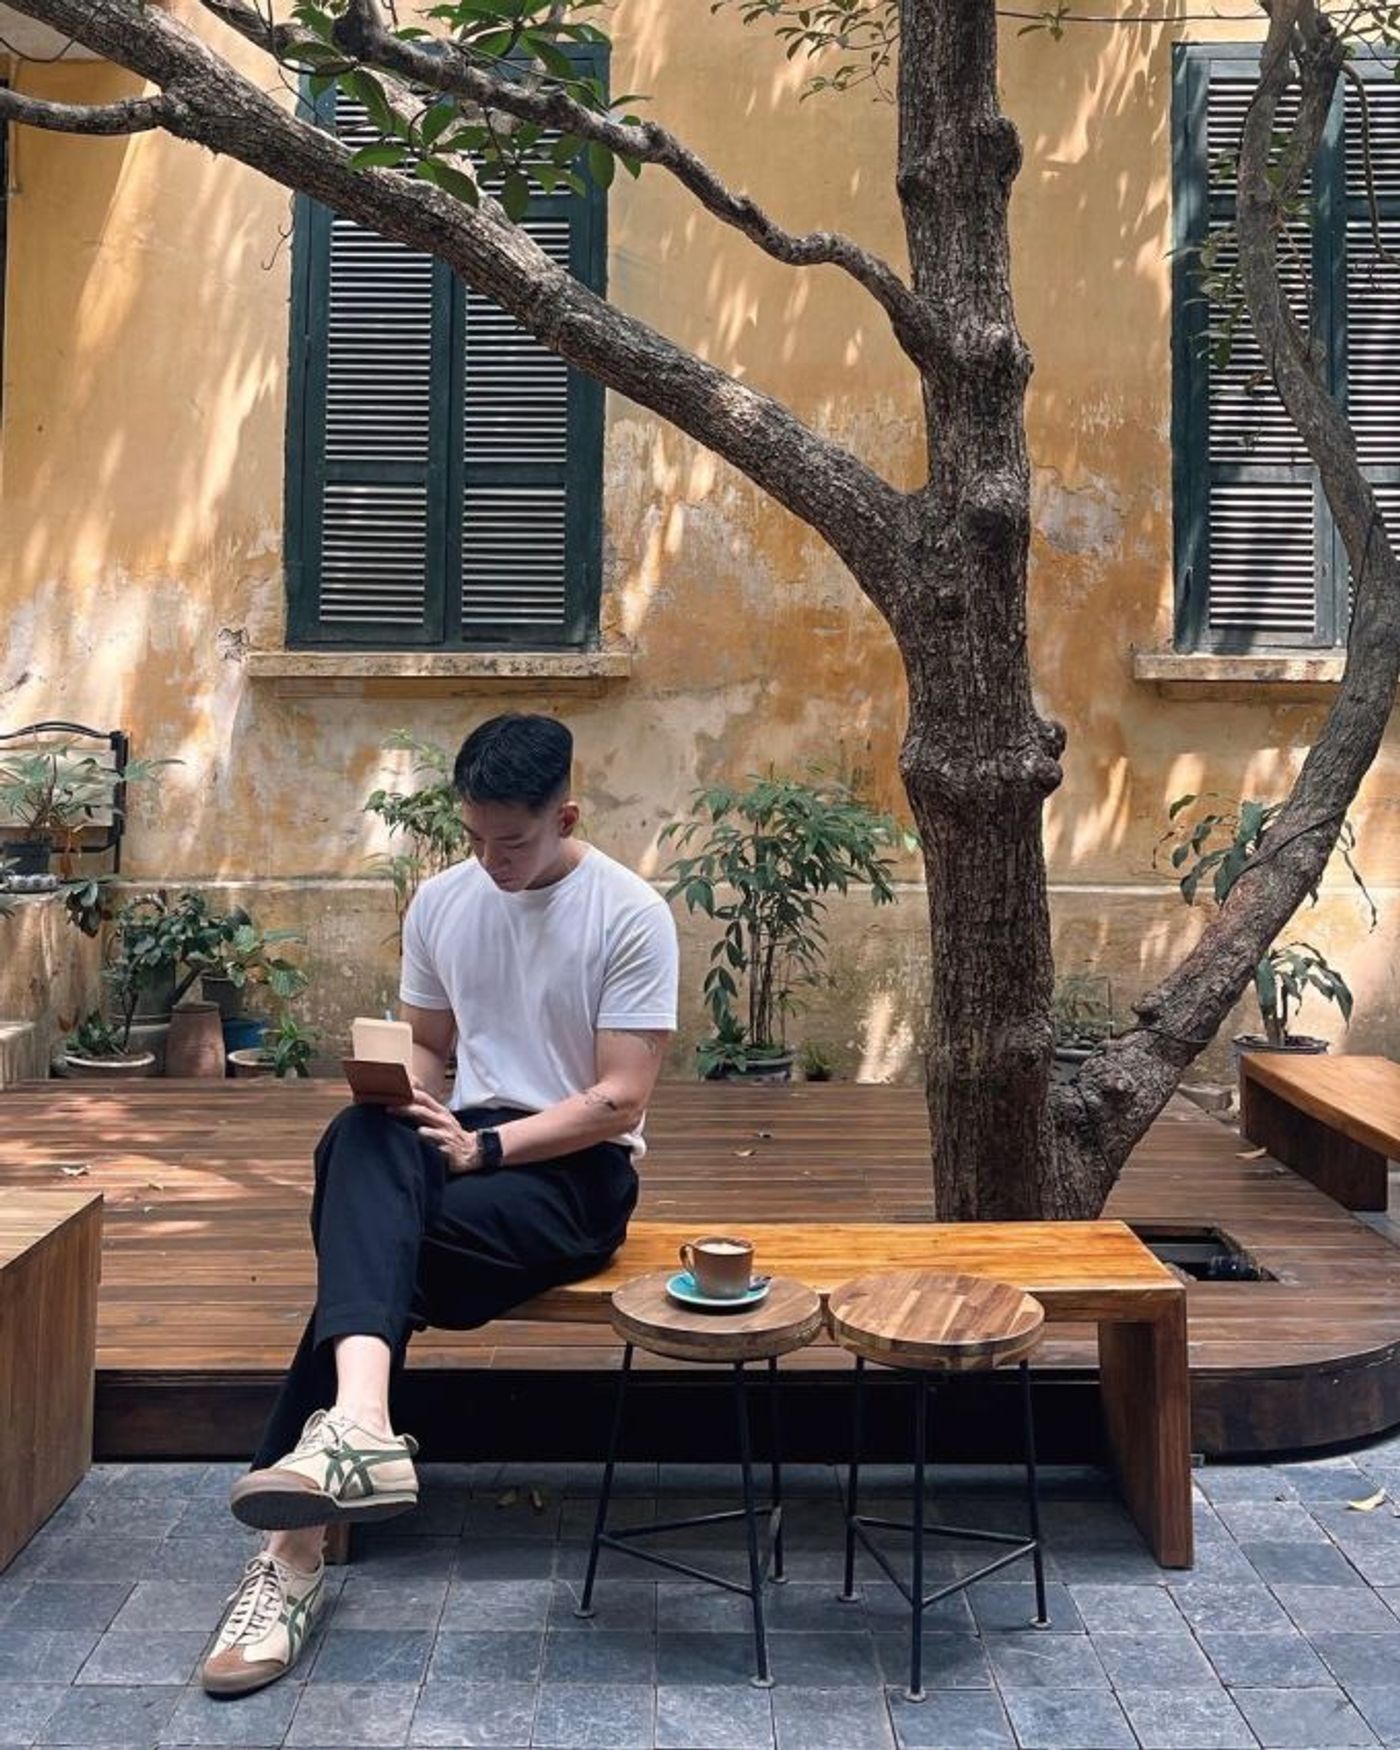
[891,2,1072,1218]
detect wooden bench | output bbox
[0,1190,104,1570]
[520,1217,1193,1569]
[1239,1052,1400,1212]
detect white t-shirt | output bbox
[399,845,679,1157]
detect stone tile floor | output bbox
[10,1446,1400,1748]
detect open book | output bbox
[343,1017,415,1104]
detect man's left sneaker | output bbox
[229,1408,419,1531]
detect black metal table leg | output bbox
[1021,1360,1050,1628]
[734,1362,773,1687]
[575,1341,634,1617]
[767,1354,786,1584]
[840,1353,865,1603]
[908,1373,928,1702]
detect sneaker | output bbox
[228,1409,420,1531]
[200,1550,324,1696]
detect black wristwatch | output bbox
[476,1127,504,1171]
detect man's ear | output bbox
[558,800,581,837]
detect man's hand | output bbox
[391,1080,483,1175]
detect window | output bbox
[285,50,607,651]
[1172,45,1400,652]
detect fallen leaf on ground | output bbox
[1348,1489,1388,1512]
[528,1488,546,1512]
[496,1487,519,1509]
[735,1149,755,1158]
[1236,1146,1269,1160]
[753,1130,773,1140]
[58,1164,89,1177]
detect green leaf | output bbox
[420,100,460,147]
[586,139,616,189]
[350,143,408,169]
[415,159,481,206]
[343,69,395,139]
[500,169,531,221]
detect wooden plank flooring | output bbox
[3,1079,1400,1456]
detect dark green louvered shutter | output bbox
[285,51,606,650]
[1173,46,1400,652]
[1341,65,1400,591]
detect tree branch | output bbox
[0,86,185,135]
[7,0,906,596]
[1055,0,1400,1205]
[200,0,943,373]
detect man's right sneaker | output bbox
[229,1408,419,1531]
[201,1550,324,1696]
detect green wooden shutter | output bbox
[1341,64,1400,600]
[1173,49,1335,651]
[286,57,607,651]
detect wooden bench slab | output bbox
[524,1218,1192,1569]
[0,1190,103,1570]
[1240,1053,1400,1211]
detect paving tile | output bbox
[1197,1628,1332,1689]
[109,1579,249,1635]
[157,1681,301,1746]
[455,1538,558,1582]
[330,1576,449,1630]
[762,1581,876,1632]
[1349,1687,1400,1749]
[654,1683,774,1750]
[0,1630,102,1683]
[999,1687,1136,1749]
[75,1630,207,1685]
[1050,1545,1168,1585]
[873,1630,992,1689]
[1168,1542,1262,1586]
[428,1629,544,1682]
[1312,1631,1400,1687]
[1068,1582,1182,1634]
[407,1679,538,1746]
[540,1628,655,1683]
[36,1684,182,1746]
[886,1688,1013,1748]
[1116,1686,1257,1749]
[1093,1629,1218,1689]
[143,1533,262,1580]
[1276,1462,1375,1504]
[548,1578,657,1634]
[286,1679,420,1745]
[350,1536,459,1583]
[1193,1469,1298,1505]
[0,1581,134,1631]
[0,1683,67,1748]
[310,1627,434,1684]
[766,1630,880,1687]
[656,1630,765,1686]
[530,1681,654,1749]
[861,1580,975,1633]
[1233,1684,1378,1748]
[1217,1502,1328,1544]
[771,1688,895,1750]
[1243,1543,1363,1587]
[1171,1583,1293,1634]
[1274,1583,1400,1634]
[441,1580,555,1631]
[983,1631,1107,1689]
[35,1538,164,1583]
[966,1582,1074,1634]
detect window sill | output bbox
[1132,650,1345,701]
[244,650,634,698]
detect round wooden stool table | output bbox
[576,1271,823,1688]
[826,1270,1050,1703]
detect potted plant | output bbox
[1052,971,1115,1083]
[797,1039,838,1082]
[1158,795,1377,1060]
[362,730,470,946]
[661,771,906,1081]
[191,914,310,1054]
[0,741,175,876]
[58,1009,156,1079]
[229,1013,320,1080]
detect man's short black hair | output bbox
[453,714,573,811]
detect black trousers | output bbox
[250,1101,638,1469]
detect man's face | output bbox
[462,796,577,891]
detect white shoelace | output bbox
[220,1554,286,1646]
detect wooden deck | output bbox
[2,1078,1398,1460]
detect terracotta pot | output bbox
[61,1050,157,1080]
[165,1001,227,1079]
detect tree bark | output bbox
[890,1,1070,1217]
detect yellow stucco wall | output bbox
[2,6,1394,1078]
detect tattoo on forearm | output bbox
[584,1087,622,1112]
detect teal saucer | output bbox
[666,1270,772,1312]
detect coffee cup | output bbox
[679,1235,755,1299]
